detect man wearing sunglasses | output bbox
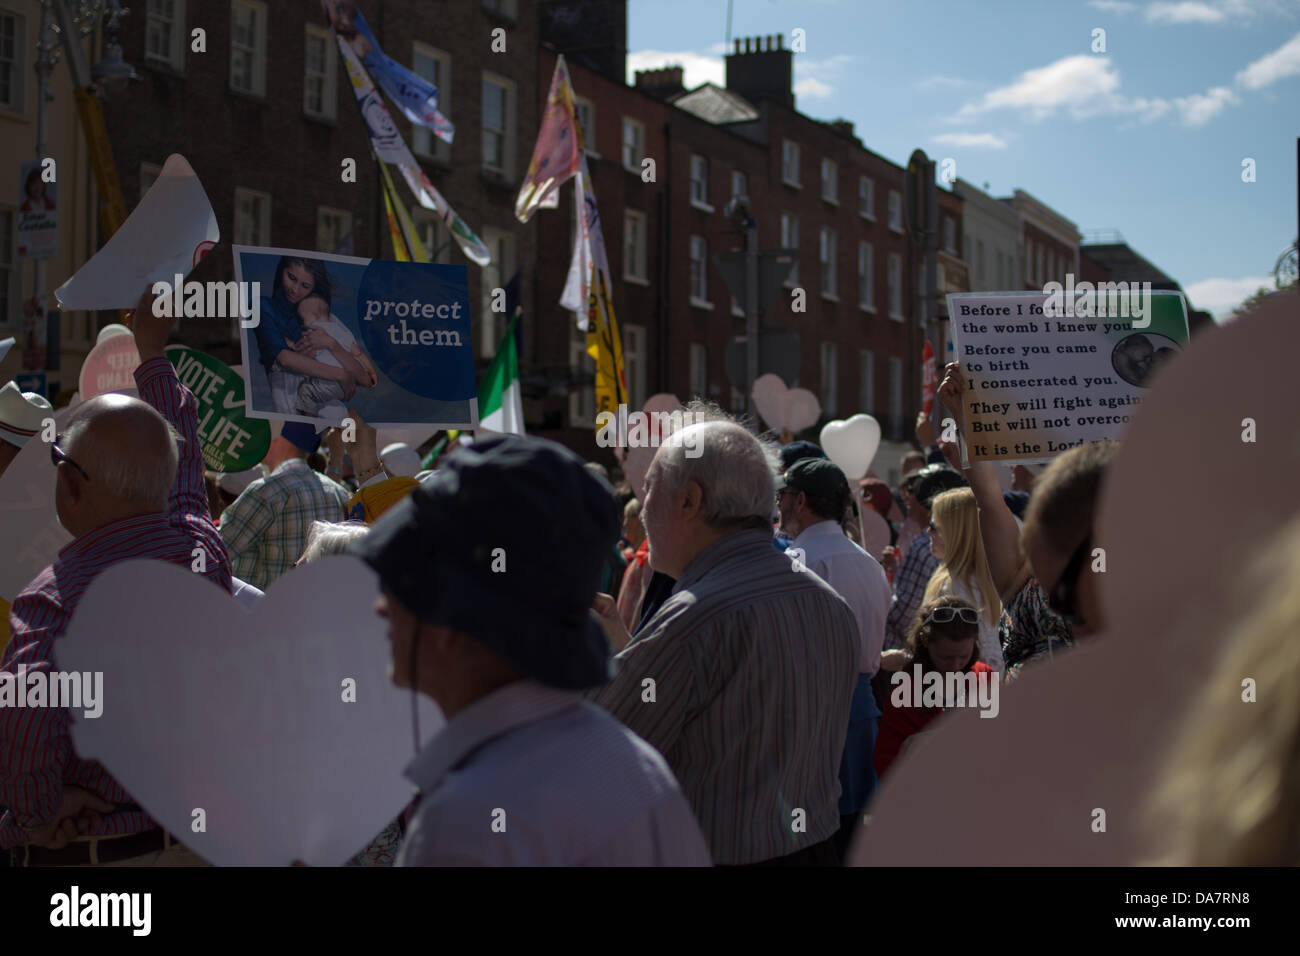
[1,287,232,867]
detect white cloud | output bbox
[952,55,1171,122]
[625,51,723,90]
[1146,1,1226,23]
[1173,85,1240,123]
[1087,0,1138,12]
[917,74,974,91]
[795,77,834,98]
[931,132,1009,149]
[1236,30,1300,88]
[1183,275,1274,317]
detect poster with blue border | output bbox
[233,245,477,429]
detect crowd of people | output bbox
[0,284,1296,867]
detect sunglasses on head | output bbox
[1048,534,1091,626]
[50,434,91,482]
[925,606,979,625]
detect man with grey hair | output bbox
[2,287,230,866]
[591,415,860,865]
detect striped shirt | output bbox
[591,529,860,865]
[884,531,939,651]
[218,458,350,589]
[0,357,232,848]
[398,680,712,866]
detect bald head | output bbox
[63,394,179,516]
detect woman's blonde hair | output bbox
[923,487,1001,628]
[1143,516,1300,865]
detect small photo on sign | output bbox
[1111,333,1182,389]
[233,245,478,429]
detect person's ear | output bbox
[680,479,704,521]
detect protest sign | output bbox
[17,160,58,259]
[947,290,1189,464]
[60,556,445,867]
[54,154,219,310]
[234,245,477,429]
[166,345,271,472]
[78,325,141,399]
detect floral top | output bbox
[999,576,1073,684]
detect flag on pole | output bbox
[921,340,938,418]
[323,2,455,143]
[514,56,583,223]
[335,34,491,266]
[477,312,525,436]
[380,164,411,261]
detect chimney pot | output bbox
[777,33,784,50]
[734,38,741,53]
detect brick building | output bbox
[1003,188,1080,291]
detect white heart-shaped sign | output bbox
[819,414,881,480]
[60,556,444,866]
[0,404,78,603]
[751,374,822,435]
[623,393,683,501]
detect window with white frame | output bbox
[230,1,267,97]
[622,117,645,172]
[140,162,162,203]
[731,170,747,202]
[888,356,903,437]
[689,235,709,306]
[0,10,25,112]
[819,228,837,299]
[146,0,185,71]
[859,176,875,219]
[859,349,875,414]
[781,140,800,186]
[569,333,595,426]
[623,209,647,283]
[690,155,710,209]
[574,96,596,154]
[858,241,874,310]
[304,24,338,120]
[233,188,271,246]
[482,73,516,178]
[888,190,903,232]
[316,207,352,255]
[689,343,707,399]
[623,324,646,411]
[480,228,515,357]
[943,216,956,254]
[0,207,15,328]
[780,212,799,286]
[415,212,453,264]
[820,342,838,417]
[821,158,838,204]
[411,44,451,161]
[887,252,903,320]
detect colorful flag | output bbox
[323,2,455,143]
[477,312,525,436]
[515,56,583,223]
[921,340,938,418]
[335,34,490,266]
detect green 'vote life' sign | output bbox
[165,344,270,473]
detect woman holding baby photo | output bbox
[254,256,377,418]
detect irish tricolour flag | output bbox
[477,315,524,435]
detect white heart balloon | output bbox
[623,393,683,500]
[819,414,881,480]
[785,388,821,433]
[60,556,443,866]
[751,373,822,435]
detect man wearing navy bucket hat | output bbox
[354,433,711,866]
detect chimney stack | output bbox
[725,33,794,108]
[634,66,686,99]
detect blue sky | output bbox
[627,0,1299,318]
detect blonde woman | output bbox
[922,487,1004,671]
[1144,516,1300,865]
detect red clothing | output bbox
[874,662,993,779]
[0,358,232,848]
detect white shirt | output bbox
[307,315,356,369]
[941,575,1006,671]
[398,680,712,866]
[794,519,892,675]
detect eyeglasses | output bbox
[50,434,91,482]
[926,520,939,534]
[925,606,979,625]
[1047,534,1091,625]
